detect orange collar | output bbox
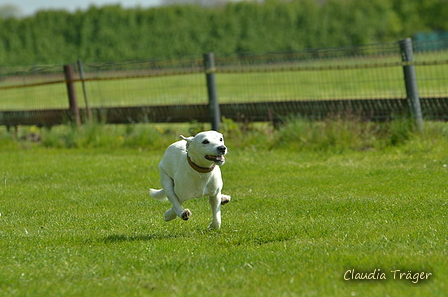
[187,155,215,173]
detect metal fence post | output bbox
[203,52,221,131]
[63,64,81,128]
[399,38,423,132]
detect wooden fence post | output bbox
[399,38,423,132]
[203,52,221,131]
[63,64,81,128]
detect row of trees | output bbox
[0,0,447,66]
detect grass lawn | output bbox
[0,145,447,296]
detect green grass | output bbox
[1,124,447,296]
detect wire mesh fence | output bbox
[1,38,448,124]
[413,38,448,99]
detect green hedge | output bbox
[0,0,446,66]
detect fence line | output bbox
[2,97,448,128]
[1,38,448,128]
[3,59,447,92]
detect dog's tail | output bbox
[150,188,168,201]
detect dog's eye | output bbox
[219,138,223,142]
[202,140,210,144]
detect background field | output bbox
[2,53,448,112]
[1,128,447,296]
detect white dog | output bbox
[150,131,230,230]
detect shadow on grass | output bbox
[103,233,184,243]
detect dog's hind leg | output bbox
[221,194,231,205]
[160,171,191,221]
[164,208,177,221]
[150,188,178,221]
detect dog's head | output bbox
[180,131,227,166]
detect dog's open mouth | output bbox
[205,155,225,163]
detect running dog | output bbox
[150,131,230,229]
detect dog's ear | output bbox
[179,135,193,149]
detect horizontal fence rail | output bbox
[1,38,448,128]
[1,98,448,127]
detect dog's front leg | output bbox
[209,194,222,230]
[160,172,191,221]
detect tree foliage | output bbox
[0,4,22,19]
[0,0,445,66]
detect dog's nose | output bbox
[217,145,227,154]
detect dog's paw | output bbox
[208,222,221,230]
[221,194,231,205]
[181,209,191,220]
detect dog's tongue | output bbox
[205,155,224,162]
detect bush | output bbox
[273,116,379,152]
[39,122,174,149]
[2,118,447,153]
